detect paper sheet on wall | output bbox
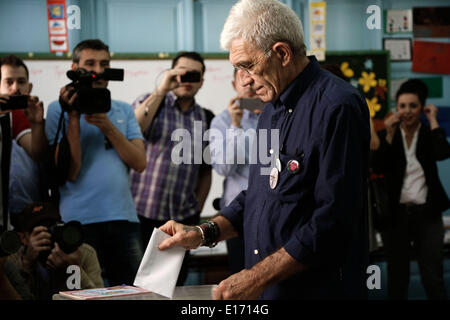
[133,228,186,299]
[309,1,326,61]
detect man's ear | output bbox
[71,62,78,71]
[27,82,33,95]
[232,79,236,90]
[272,42,293,67]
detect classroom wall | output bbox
[0,0,449,216]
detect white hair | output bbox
[220,0,306,56]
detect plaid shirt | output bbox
[130,91,212,221]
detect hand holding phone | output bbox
[237,98,265,112]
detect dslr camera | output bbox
[61,68,124,114]
[38,221,84,264]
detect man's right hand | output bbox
[384,113,401,144]
[158,220,203,251]
[22,226,52,270]
[59,86,79,116]
[156,68,190,96]
[228,96,243,128]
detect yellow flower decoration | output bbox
[359,71,377,93]
[340,62,354,78]
[366,97,381,118]
[378,79,386,87]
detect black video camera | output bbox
[61,68,124,114]
[0,229,21,257]
[38,221,83,264]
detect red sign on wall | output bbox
[412,40,450,75]
[47,0,68,52]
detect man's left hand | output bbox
[24,96,44,124]
[46,243,81,270]
[213,268,264,300]
[84,113,112,133]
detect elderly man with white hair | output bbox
[159,0,370,300]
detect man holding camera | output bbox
[45,39,146,286]
[130,51,213,285]
[4,202,103,299]
[0,55,48,230]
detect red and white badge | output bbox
[287,159,300,174]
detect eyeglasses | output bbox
[234,50,272,76]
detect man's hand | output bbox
[46,243,81,270]
[84,113,113,133]
[156,68,190,96]
[59,86,78,114]
[228,96,243,128]
[158,220,203,250]
[0,94,10,115]
[22,226,52,270]
[23,96,44,124]
[213,268,265,300]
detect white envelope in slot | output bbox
[133,228,186,299]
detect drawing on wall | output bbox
[321,52,389,119]
[383,38,412,61]
[385,9,412,33]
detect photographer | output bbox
[5,202,103,299]
[45,39,146,286]
[130,51,213,285]
[0,55,48,229]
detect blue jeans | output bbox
[81,220,144,286]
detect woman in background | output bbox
[372,79,450,300]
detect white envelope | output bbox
[133,228,186,299]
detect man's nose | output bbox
[238,70,253,86]
[10,81,20,95]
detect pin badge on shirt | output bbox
[287,159,300,174]
[269,167,279,189]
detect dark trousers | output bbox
[82,220,144,287]
[138,214,200,286]
[382,204,447,300]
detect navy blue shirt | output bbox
[221,56,370,299]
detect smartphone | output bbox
[180,71,201,83]
[237,98,265,112]
[0,95,28,111]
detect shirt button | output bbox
[288,109,293,113]
[254,249,259,255]
[269,149,274,155]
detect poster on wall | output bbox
[320,51,389,120]
[47,0,68,52]
[412,41,450,74]
[385,9,412,33]
[413,6,450,38]
[309,2,326,61]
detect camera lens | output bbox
[0,231,21,257]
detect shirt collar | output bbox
[168,91,197,113]
[276,55,321,110]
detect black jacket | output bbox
[372,123,450,215]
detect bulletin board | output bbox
[320,50,390,121]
